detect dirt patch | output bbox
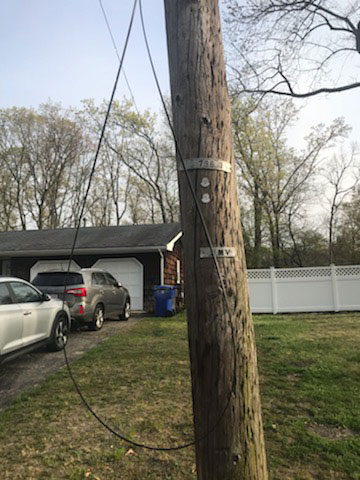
[289,360,314,368]
[298,324,360,342]
[0,316,141,411]
[286,373,302,385]
[308,422,356,439]
[273,465,348,480]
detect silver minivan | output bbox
[32,268,131,331]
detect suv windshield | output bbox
[32,272,83,287]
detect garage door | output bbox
[30,260,81,281]
[93,258,143,311]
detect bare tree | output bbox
[233,97,349,266]
[0,104,88,230]
[321,146,359,262]
[0,100,178,230]
[26,104,88,229]
[104,150,131,225]
[0,108,32,229]
[225,0,360,97]
[232,98,269,267]
[80,99,179,225]
[336,186,360,263]
[0,166,16,230]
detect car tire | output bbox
[49,314,69,351]
[89,304,105,331]
[120,299,131,321]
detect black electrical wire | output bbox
[60,0,199,453]
[137,0,240,450]
[138,0,238,374]
[98,0,140,115]
[138,0,234,323]
[69,1,137,250]
[63,346,197,451]
[61,0,238,453]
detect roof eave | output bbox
[0,245,173,257]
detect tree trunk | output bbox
[253,187,263,268]
[268,211,281,267]
[329,204,335,264]
[164,1,268,479]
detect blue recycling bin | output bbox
[153,285,177,317]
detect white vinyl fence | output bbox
[247,265,360,314]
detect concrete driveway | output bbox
[0,316,141,412]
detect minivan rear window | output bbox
[32,272,83,287]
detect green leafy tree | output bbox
[0,104,89,230]
[80,98,179,225]
[233,98,349,266]
[320,147,359,263]
[335,188,360,264]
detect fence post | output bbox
[270,266,278,314]
[330,264,340,312]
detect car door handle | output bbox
[23,311,32,316]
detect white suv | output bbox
[0,277,71,364]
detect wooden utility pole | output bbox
[164,2,268,479]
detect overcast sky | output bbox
[1,0,359,149]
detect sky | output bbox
[0,0,169,113]
[1,0,359,149]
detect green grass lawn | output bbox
[0,313,359,479]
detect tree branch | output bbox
[243,81,360,98]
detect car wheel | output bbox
[120,299,131,321]
[89,304,105,331]
[49,314,69,351]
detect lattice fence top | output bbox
[247,265,360,280]
[275,267,331,279]
[335,265,360,277]
[247,270,271,280]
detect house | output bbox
[0,223,183,312]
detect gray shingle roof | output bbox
[0,223,182,256]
